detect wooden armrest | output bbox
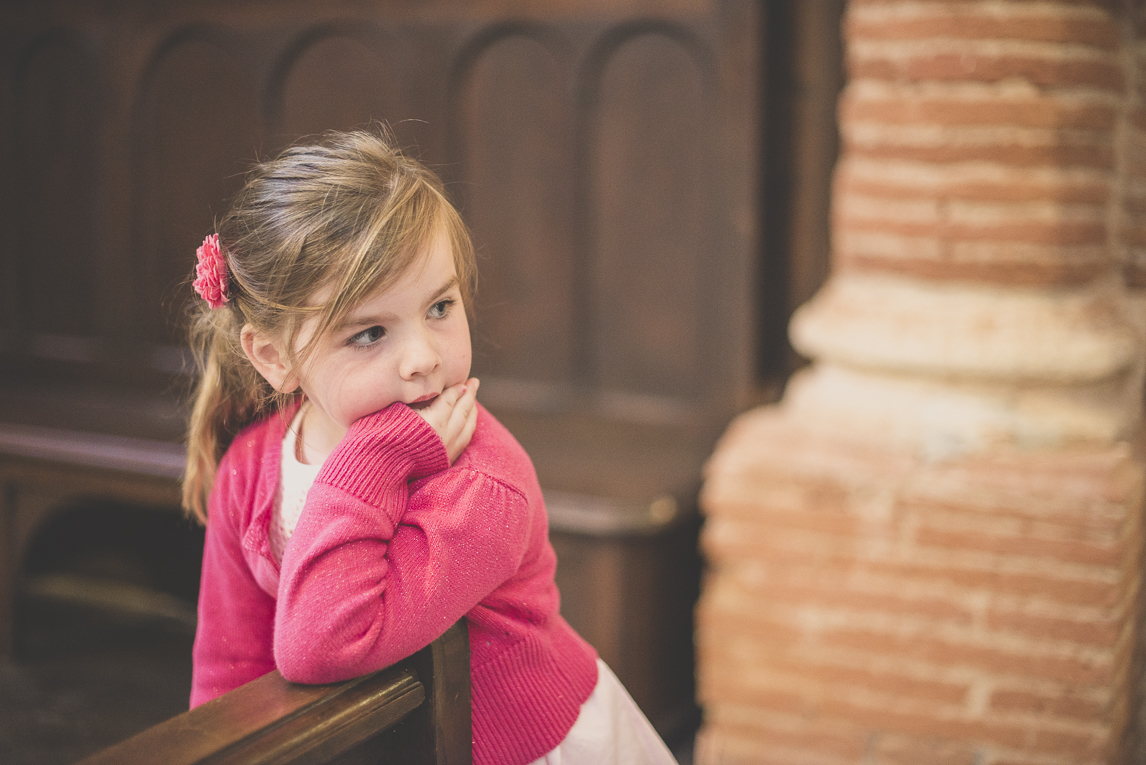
[76,621,471,765]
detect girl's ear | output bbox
[240,324,299,393]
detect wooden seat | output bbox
[0,421,186,658]
[76,620,471,765]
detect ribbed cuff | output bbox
[315,404,449,508]
[471,627,599,765]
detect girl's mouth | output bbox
[408,394,437,410]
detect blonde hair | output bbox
[182,129,476,523]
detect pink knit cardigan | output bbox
[191,402,599,765]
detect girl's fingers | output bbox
[433,382,465,411]
[442,380,478,461]
[418,381,466,425]
[457,391,478,446]
[413,378,479,464]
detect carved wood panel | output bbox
[273,28,404,142]
[14,34,99,343]
[135,34,263,345]
[0,0,758,430]
[589,30,711,403]
[455,31,578,398]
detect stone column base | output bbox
[697,407,1144,765]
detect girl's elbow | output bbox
[272,619,343,683]
[273,625,381,684]
[274,641,318,683]
[274,642,353,684]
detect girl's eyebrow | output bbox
[335,276,460,331]
[431,276,460,299]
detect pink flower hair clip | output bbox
[193,234,229,309]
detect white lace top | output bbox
[269,404,324,564]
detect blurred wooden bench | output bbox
[77,620,471,765]
[0,422,186,657]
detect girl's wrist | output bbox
[316,404,449,504]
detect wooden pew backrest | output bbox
[76,620,471,765]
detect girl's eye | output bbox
[428,299,454,319]
[348,326,385,347]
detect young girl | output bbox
[182,130,677,765]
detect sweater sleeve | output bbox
[273,403,531,684]
[190,450,277,707]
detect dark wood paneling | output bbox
[4,1,756,420]
[588,28,711,402]
[757,0,845,379]
[14,34,99,343]
[135,32,262,344]
[457,31,578,394]
[275,28,401,141]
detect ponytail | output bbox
[182,304,281,523]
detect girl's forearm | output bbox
[273,406,528,683]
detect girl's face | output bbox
[287,224,471,462]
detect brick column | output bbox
[697,2,1146,764]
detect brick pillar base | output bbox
[698,410,1143,764]
[696,2,1146,761]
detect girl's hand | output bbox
[414,378,479,464]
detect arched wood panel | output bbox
[4,6,748,411]
[273,29,403,146]
[134,33,262,344]
[455,31,577,399]
[13,35,99,341]
[587,29,711,401]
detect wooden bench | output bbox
[0,422,187,657]
[76,620,471,765]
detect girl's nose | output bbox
[399,330,441,380]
